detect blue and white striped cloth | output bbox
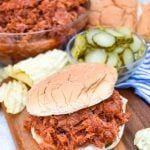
[116,44,150,104]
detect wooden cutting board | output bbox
[2,89,150,150]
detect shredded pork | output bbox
[24,90,130,150]
[0,0,87,33]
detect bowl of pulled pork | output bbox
[0,0,89,65]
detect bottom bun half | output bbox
[31,97,128,150]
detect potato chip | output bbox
[0,80,28,114]
[4,50,71,87]
[0,68,9,83]
[11,71,33,87]
[134,128,150,150]
[0,83,11,102]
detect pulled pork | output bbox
[24,90,130,150]
[0,0,87,33]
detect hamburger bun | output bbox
[26,63,118,116]
[31,97,127,150]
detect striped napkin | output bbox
[116,44,150,104]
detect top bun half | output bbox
[26,63,118,116]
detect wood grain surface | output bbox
[2,89,150,150]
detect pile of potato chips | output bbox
[0,50,71,114]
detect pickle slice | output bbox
[93,32,116,47]
[74,34,87,50]
[105,28,124,38]
[117,27,132,39]
[130,35,142,52]
[123,49,134,66]
[86,29,101,46]
[71,34,87,60]
[114,47,124,54]
[106,52,118,67]
[85,49,107,63]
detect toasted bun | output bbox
[26,63,118,116]
[31,97,127,150]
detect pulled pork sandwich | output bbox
[25,63,130,150]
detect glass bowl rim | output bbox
[66,30,147,70]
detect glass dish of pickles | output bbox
[66,27,147,83]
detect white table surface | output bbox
[0,0,149,150]
[0,111,16,150]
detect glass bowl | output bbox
[66,31,147,84]
[0,2,90,65]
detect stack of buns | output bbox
[89,0,150,40]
